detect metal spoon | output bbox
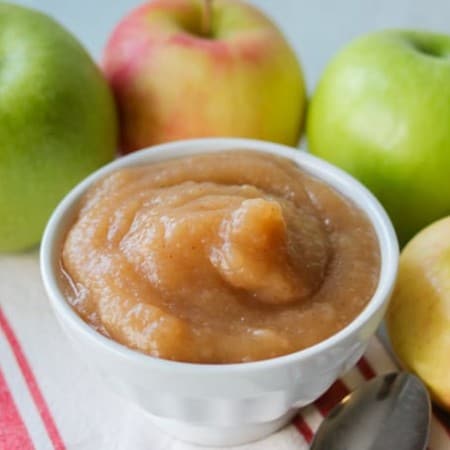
[310,372,431,450]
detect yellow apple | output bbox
[103,0,305,152]
[386,216,450,411]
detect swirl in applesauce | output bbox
[61,151,380,363]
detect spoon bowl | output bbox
[311,372,431,450]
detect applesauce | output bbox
[60,151,380,363]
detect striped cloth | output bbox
[0,252,449,450]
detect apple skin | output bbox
[0,4,117,252]
[103,0,305,152]
[386,216,450,411]
[307,30,450,245]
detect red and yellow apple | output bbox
[103,0,305,152]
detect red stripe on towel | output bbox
[292,414,314,443]
[314,380,350,416]
[357,357,377,380]
[0,307,65,450]
[0,367,34,450]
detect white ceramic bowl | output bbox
[40,138,398,446]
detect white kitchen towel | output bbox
[0,252,449,450]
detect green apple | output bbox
[307,30,450,245]
[103,0,305,152]
[386,216,450,411]
[0,3,117,252]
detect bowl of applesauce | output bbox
[41,138,398,446]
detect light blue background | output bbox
[12,0,450,90]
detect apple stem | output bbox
[202,0,213,37]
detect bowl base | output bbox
[148,409,298,447]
